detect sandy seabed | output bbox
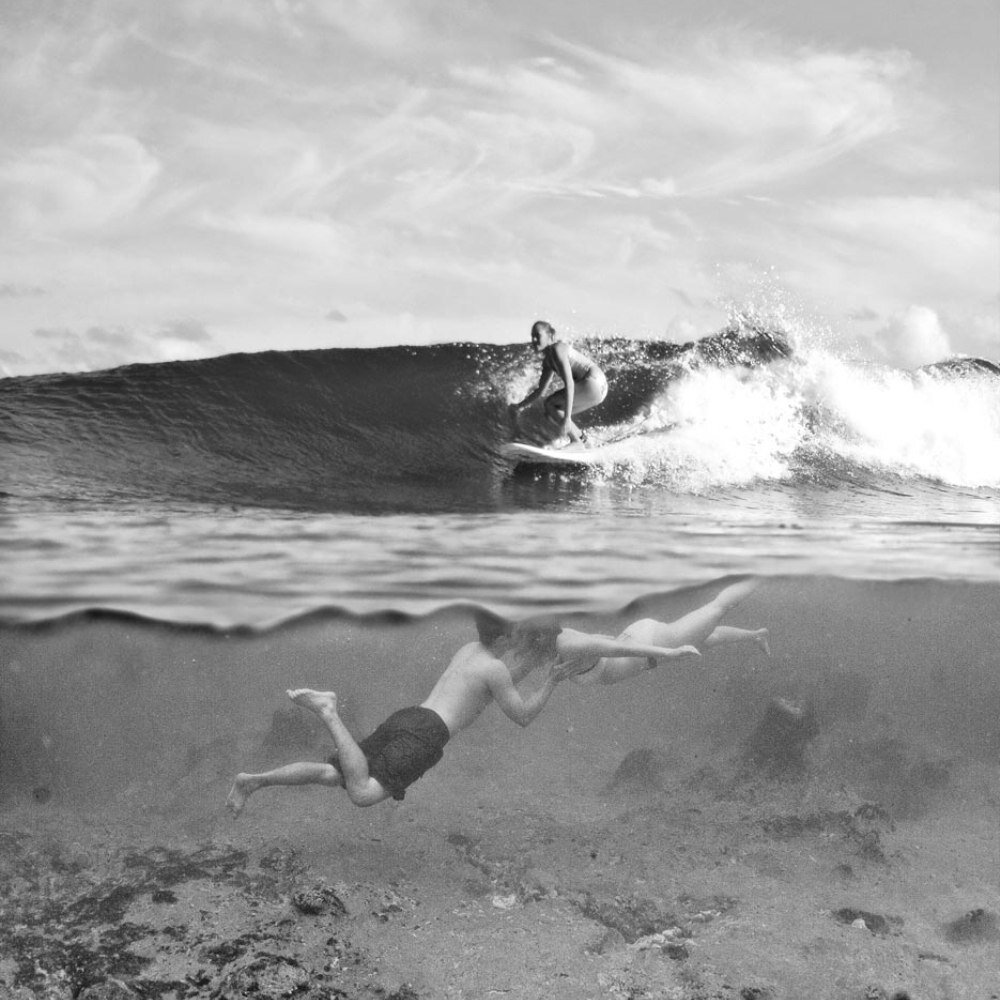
[2,723,998,1000]
[3,578,999,998]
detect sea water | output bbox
[1,320,998,996]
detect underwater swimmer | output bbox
[227,620,578,813]
[226,617,699,814]
[509,320,608,446]
[567,578,770,686]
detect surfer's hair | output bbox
[530,320,557,340]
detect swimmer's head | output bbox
[512,620,561,661]
[474,612,560,669]
[474,610,514,649]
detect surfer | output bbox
[509,320,608,446]
[226,617,698,814]
[566,578,770,686]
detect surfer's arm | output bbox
[513,367,554,410]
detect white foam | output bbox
[595,347,1000,491]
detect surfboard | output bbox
[500,440,617,467]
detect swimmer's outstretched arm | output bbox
[556,627,700,664]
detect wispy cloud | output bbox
[0,0,994,374]
[0,283,45,298]
[1,134,161,235]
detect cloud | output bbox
[18,321,216,375]
[0,133,161,235]
[806,191,1000,296]
[0,347,27,378]
[545,32,920,197]
[849,306,880,321]
[159,319,213,344]
[872,305,952,368]
[0,2,992,372]
[155,319,214,361]
[303,0,426,56]
[0,283,45,298]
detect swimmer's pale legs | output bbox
[226,689,388,816]
[586,579,769,685]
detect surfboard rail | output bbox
[500,441,604,466]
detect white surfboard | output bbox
[500,440,626,467]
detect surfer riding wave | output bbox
[509,320,607,447]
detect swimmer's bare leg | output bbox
[227,760,342,817]
[704,625,771,655]
[287,689,390,806]
[629,579,761,649]
[559,627,701,686]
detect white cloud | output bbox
[547,33,919,196]
[295,0,427,56]
[872,305,952,368]
[0,1,994,373]
[0,133,161,235]
[806,191,1000,296]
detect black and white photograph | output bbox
[1,2,998,997]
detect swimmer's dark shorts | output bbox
[331,706,450,801]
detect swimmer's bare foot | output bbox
[752,629,771,656]
[287,688,339,719]
[666,644,701,659]
[647,645,701,667]
[226,775,253,817]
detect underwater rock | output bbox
[76,982,137,1000]
[744,698,819,775]
[216,955,310,998]
[740,987,775,1000]
[263,705,318,751]
[942,907,1000,944]
[587,927,627,955]
[291,883,347,917]
[180,734,238,777]
[606,747,670,794]
[851,737,953,819]
[579,893,679,943]
[386,987,421,1000]
[832,907,903,936]
[762,803,893,863]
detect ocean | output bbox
[1,319,998,998]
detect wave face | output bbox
[1,324,997,512]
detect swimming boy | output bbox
[226,616,698,813]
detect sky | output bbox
[0,0,997,377]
